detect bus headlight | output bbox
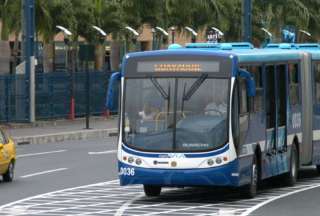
[128,157,134,164]
[207,159,214,166]
[215,157,222,164]
[135,158,142,165]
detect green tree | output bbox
[0,0,21,72]
[36,0,76,72]
[254,0,312,43]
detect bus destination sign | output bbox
[137,61,220,73]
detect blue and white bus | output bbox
[107,42,320,198]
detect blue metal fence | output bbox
[0,75,29,122]
[0,71,111,122]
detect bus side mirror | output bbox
[106,72,121,111]
[239,69,256,97]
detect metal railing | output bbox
[0,71,111,123]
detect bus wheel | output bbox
[3,161,14,182]
[242,155,258,198]
[143,185,161,197]
[284,144,298,186]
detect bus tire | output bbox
[242,155,258,198]
[3,161,14,182]
[143,185,161,197]
[284,144,298,186]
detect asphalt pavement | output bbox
[2,136,320,215]
[0,137,118,206]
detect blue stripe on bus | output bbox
[121,143,229,158]
[118,160,240,187]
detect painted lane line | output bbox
[0,180,119,211]
[88,150,117,155]
[115,193,145,216]
[3,188,141,213]
[240,183,320,216]
[20,168,68,178]
[17,149,67,158]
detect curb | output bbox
[3,116,118,129]
[13,128,118,145]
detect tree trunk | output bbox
[95,44,105,71]
[43,42,54,73]
[11,31,20,73]
[110,41,121,72]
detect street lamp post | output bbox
[151,28,156,50]
[125,26,140,51]
[155,27,169,49]
[242,0,252,42]
[299,29,312,42]
[261,28,273,46]
[56,25,74,120]
[92,25,109,118]
[22,0,35,123]
[185,26,197,43]
[170,27,175,44]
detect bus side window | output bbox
[239,78,248,114]
[314,62,320,105]
[245,66,263,112]
[238,77,249,145]
[288,64,300,106]
[232,83,240,148]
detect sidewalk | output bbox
[1,117,118,145]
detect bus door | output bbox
[265,66,277,176]
[265,65,287,176]
[276,65,288,173]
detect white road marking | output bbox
[17,149,67,158]
[0,180,118,210]
[20,168,68,178]
[240,183,320,216]
[88,150,117,155]
[2,178,320,216]
[115,193,144,216]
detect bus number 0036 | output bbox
[119,167,135,176]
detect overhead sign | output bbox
[137,61,220,73]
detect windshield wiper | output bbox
[181,74,208,114]
[183,74,208,101]
[150,78,169,100]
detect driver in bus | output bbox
[139,101,160,121]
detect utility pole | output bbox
[171,27,175,44]
[151,28,156,50]
[242,0,252,42]
[22,0,35,122]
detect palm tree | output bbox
[254,0,311,43]
[36,0,76,72]
[0,0,21,73]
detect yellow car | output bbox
[0,128,16,182]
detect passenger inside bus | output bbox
[139,101,160,121]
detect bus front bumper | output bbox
[118,160,239,187]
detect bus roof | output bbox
[125,43,304,65]
[266,43,320,60]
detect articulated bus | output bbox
[107,42,320,198]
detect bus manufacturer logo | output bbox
[167,153,186,159]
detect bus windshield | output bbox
[123,77,229,152]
